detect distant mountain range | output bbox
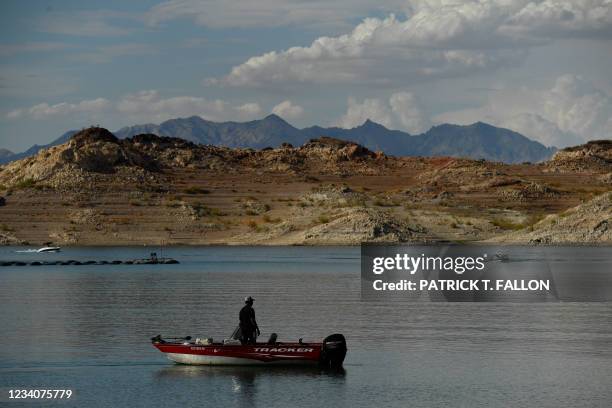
[1,115,556,164]
[1,130,77,164]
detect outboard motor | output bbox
[320,333,347,368]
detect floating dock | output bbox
[0,252,179,267]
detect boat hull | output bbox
[155,343,322,366]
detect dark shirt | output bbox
[239,304,257,329]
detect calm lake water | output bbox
[1,246,611,407]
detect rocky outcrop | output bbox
[0,232,26,245]
[49,230,79,245]
[491,192,612,244]
[240,200,269,215]
[69,208,102,226]
[599,173,612,184]
[417,158,493,190]
[241,137,388,176]
[545,140,612,173]
[0,127,159,189]
[62,127,155,173]
[301,137,382,160]
[500,182,561,202]
[0,130,395,191]
[301,185,367,207]
[126,134,387,175]
[227,206,429,245]
[300,208,427,245]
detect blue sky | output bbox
[1,0,611,152]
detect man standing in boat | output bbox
[239,296,260,344]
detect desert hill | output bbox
[489,192,611,244]
[0,127,609,246]
[545,140,612,174]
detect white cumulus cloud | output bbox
[271,100,304,120]
[337,97,394,129]
[235,103,263,117]
[498,113,582,147]
[145,0,405,30]
[7,98,111,120]
[501,0,612,38]
[215,14,516,87]
[213,0,612,88]
[5,91,263,124]
[543,74,612,139]
[389,92,432,134]
[337,92,431,133]
[116,90,263,123]
[435,74,612,147]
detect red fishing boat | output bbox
[151,333,346,367]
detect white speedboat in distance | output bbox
[37,246,61,253]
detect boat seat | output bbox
[267,333,278,344]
